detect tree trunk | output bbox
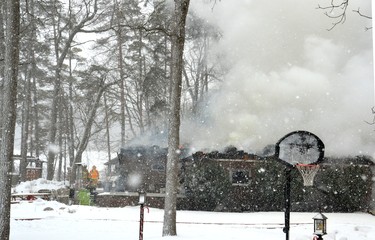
[68,53,75,180]
[57,98,64,181]
[0,0,6,137]
[70,81,113,184]
[20,70,31,182]
[0,0,20,239]
[162,0,190,237]
[137,30,145,134]
[46,0,62,180]
[104,93,112,169]
[115,0,126,147]
[125,100,137,137]
[26,0,39,159]
[32,65,40,158]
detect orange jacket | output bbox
[90,169,99,180]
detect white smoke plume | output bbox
[182,0,374,158]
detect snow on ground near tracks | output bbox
[10,199,375,240]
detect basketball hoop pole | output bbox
[283,168,292,240]
[275,130,325,240]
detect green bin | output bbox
[78,189,90,205]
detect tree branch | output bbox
[317,0,349,31]
[353,8,372,30]
[353,8,372,19]
[318,0,372,31]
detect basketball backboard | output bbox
[275,130,325,167]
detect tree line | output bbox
[0,0,222,238]
[0,0,223,183]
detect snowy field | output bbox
[10,179,375,240]
[10,200,375,240]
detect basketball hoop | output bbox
[295,164,320,186]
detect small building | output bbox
[25,158,44,180]
[11,156,45,185]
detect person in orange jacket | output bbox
[89,165,99,189]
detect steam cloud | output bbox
[182,0,375,158]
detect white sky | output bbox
[182,0,375,158]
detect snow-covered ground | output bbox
[10,201,375,240]
[10,179,375,240]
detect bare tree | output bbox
[182,15,221,115]
[70,67,116,184]
[317,0,372,30]
[46,0,99,180]
[0,0,20,239]
[19,0,38,182]
[114,0,127,146]
[162,0,190,236]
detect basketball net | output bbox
[295,164,320,186]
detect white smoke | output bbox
[128,172,142,188]
[183,0,374,158]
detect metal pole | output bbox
[283,168,291,240]
[139,203,144,240]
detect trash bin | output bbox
[78,189,90,205]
